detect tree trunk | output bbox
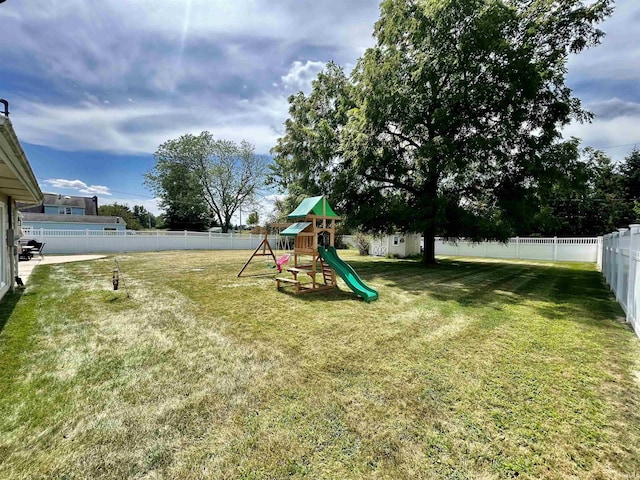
[422,226,437,265]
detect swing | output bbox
[237,223,293,277]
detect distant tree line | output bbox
[526,146,640,237]
[98,203,158,231]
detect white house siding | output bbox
[0,196,8,298]
[0,115,44,297]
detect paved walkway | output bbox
[17,254,107,285]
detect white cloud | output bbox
[2,0,637,167]
[79,185,112,196]
[13,92,289,155]
[281,60,326,93]
[567,2,640,84]
[43,178,112,196]
[563,115,640,162]
[589,98,640,120]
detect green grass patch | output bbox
[1,251,639,479]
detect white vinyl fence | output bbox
[22,228,282,254]
[434,236,601,263]
[601,224,640,337]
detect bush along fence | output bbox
[601,224,640,337]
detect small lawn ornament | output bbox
[111,258,130,298]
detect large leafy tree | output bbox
[98,203,142,230]
[620,148,640,219]
[145,132,268,232]
[271,0,612,263]
[145,156,210,231]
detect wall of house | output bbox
[44,206,85,215]
[0,193,11,299]
[23,222,126,232]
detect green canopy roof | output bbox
[287,196,339,220]
[280,222,312,237]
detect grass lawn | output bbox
[1,250,639,479]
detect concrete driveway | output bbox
[17,254,107,285]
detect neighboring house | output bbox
[0,110,44,298]
[370,233,421,258]
[19,193,126,232]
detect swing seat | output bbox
[276,254,291,273]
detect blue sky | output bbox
[1,1,639,219]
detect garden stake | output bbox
[113,258,130,298]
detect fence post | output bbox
[596,236,603,271]
[553,236,558,261]
[612,231,620,293]
[627,225,640,330]
[604,235,609,283]
[515,236,520,259]
[616,228,628,303]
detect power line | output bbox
[590,141,640,151]
[108,190,155,199]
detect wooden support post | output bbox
[237,229,277,277]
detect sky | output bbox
[1,0,639,221]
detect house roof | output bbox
[21,213,125,225]
[287,196,339,220]
[0,116,43,204]
[280,222,312,237]
[18,193,99,215]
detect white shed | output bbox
[369,233,421,258]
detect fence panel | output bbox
[434,237,599,263]
[22,229,279,255]
[601,224,640,338]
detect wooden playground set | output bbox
[237,196,378,302]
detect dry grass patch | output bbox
[1,251,639,479]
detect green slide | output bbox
[318,246,379,302]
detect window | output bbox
[393,236,399,245]
[58,207,72,215]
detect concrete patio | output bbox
[17,254,106,286]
